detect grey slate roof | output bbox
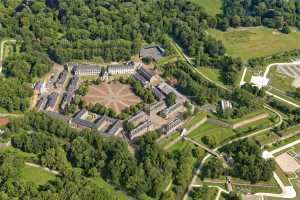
[67,76,79,92]
[139,45,165,60]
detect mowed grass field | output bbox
[191,0,222,16]
[20,165,57,185]
[208,27,300,60]
[189,122,236,146]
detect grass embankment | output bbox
[188,122,236,146]
[184,112,207,129]
[191,0,222,16]
[208,27,300,60]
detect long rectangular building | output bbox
[73,64,102,76]
[107,64,135,75]
[45,92,59,110]
[67,76,79,92]
[162,116,183,135]
[160,103,181,119]
[55,70,68,88]
[144,100,166,115]
[129,120,153,140]
[128,111,148,126]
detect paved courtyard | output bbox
[83,82,141,113]
[275,152,300,173]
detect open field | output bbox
[191,0,222,16]
[83,82,141,113]
[208,27,300,60]
[188,122,236,146]
[197,67,225,86]
[20,165,57,185]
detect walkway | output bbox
[183,136,220,158]
[239,67,248,86]
[266,91,300,108]
[25,162,60,175]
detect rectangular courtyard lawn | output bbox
[188,122,236,146]
[208,27,300,60]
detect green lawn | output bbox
[197,67,225,86]
[191,0,222,16]
[184,112,207,129]
[158,131,181,148]
[20,165,57,185]
[208,27,300,60]
[188,122,236,146]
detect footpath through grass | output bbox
[208,27,300,60]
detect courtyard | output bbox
[82,82,141,113]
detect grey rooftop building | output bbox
[139,45,165,60]
[72,64,102,76]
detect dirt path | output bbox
[25,162,59,175]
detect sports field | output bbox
[208,27,300,60]
[191,0,222,15]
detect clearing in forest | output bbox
[208,27,300,60]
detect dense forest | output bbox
[218,0,300,32]
[5,111,198,199]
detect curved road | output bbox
[174,38,286,199]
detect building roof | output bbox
[139,45,165,60]
[160,103,181,116]
[106,120,123,136]
[134,73,149,86]
[128,111,147,123]
[107,64,135,72]
[72,109,119,130]
[67,76,79,92]
[56,70,68,86]
[46,92,58,109]
[129,120,152,139]
[73,64,101,72]
[151,86,165,100]
[34,81,44,91]
[137,67,155,81]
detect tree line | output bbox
[217,0,300,32]
[7,111,198,199]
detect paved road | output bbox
[183,136,220,158]
[0,39,16,72]
[266,91,300,108]
[182,105,283,200]
[239,67,248,86]
[169,40,288,200]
